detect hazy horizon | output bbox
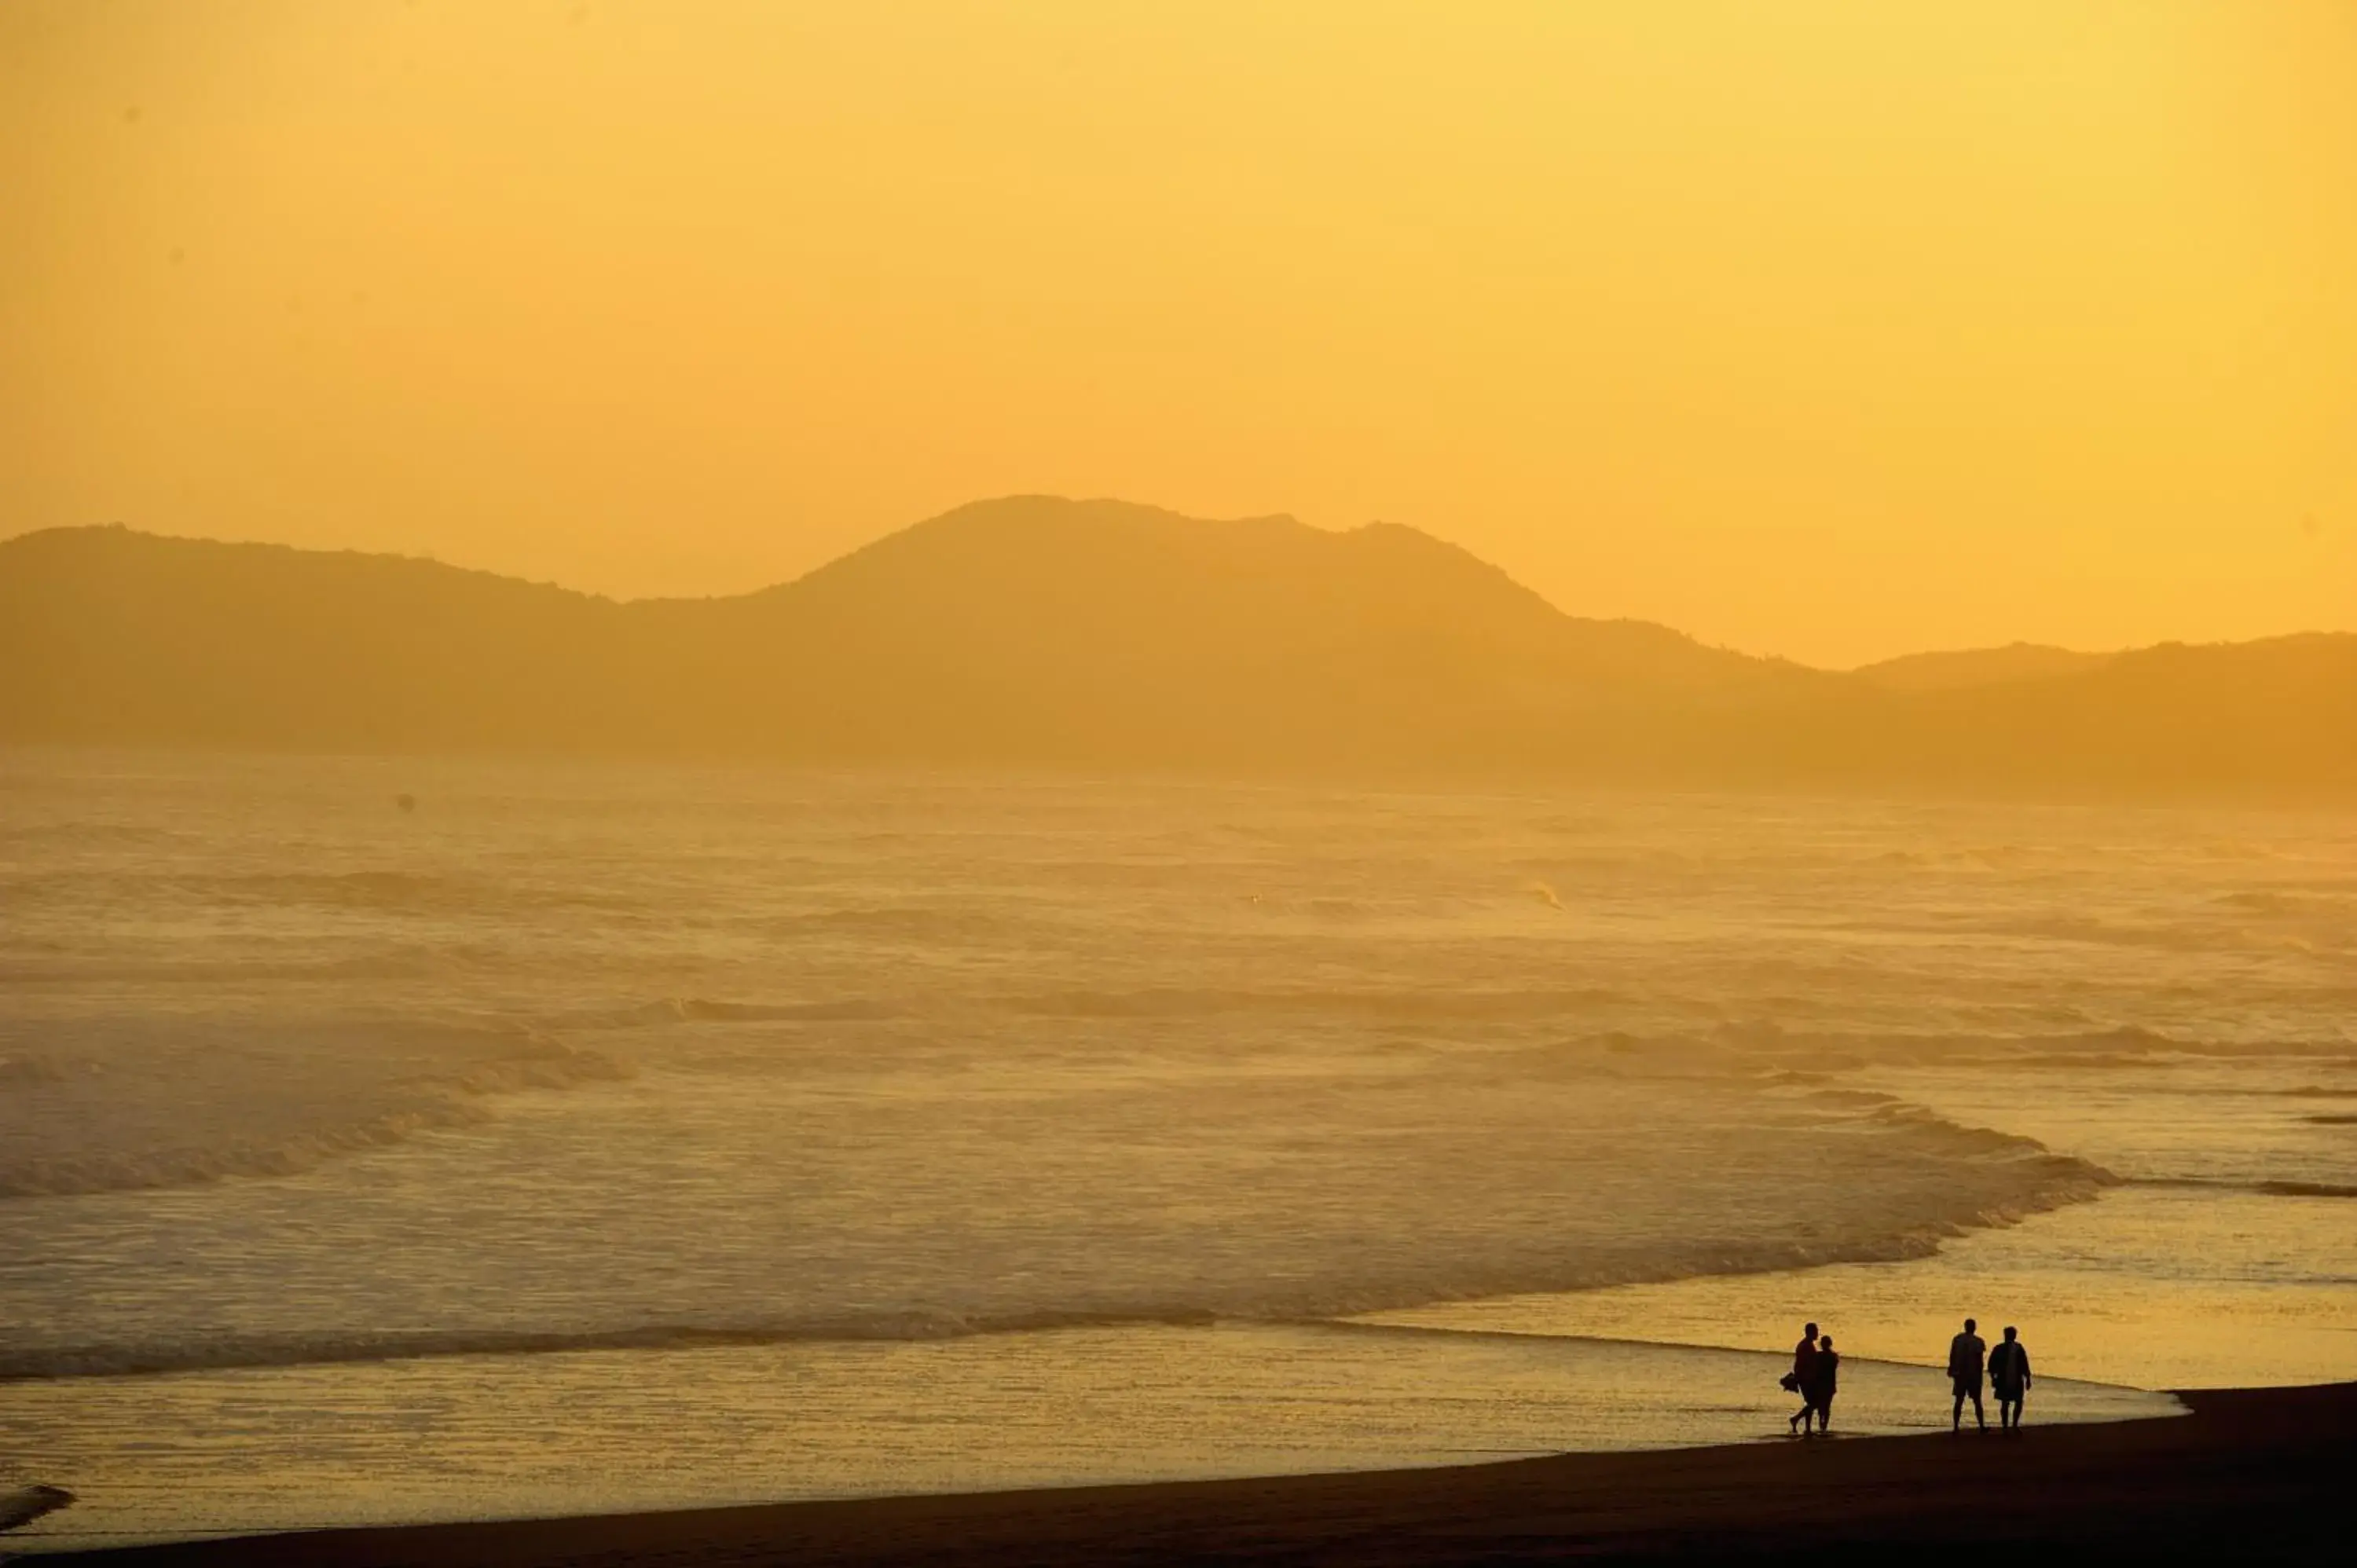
[6,2,2353,665]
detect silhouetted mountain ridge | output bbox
[4,499,2351,790]
[1853,643,2115,692]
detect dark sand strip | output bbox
[48,1383,2353,1565]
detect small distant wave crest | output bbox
[0,1311,1214,1383]
[2127,1176,2357,1200]
[0,1022,633,1200]
[568,987,1638,1032]
[587,997,2355,1075]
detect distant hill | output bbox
[1879,633,2357,791]
[4,500,2352,791]
[1853,643,2114,692]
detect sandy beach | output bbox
[31,1382,2347,1565]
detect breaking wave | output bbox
[0,1159,2106,1384]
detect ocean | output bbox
[3,750,2352,1550]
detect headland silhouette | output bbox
[5,496,2351,790]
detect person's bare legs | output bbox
[1816,1396,1834,1434]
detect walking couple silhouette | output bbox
[1784,1322,1840,1434]
[1948,1317,2033,1431]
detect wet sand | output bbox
[42,1382,2351,1565]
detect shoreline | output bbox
[33,1383,2352,1565]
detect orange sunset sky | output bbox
[5,0,2353,665]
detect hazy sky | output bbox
[6,1,2353,665]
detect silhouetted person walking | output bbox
[1787,1322,1821,1434]
[1948,1317,1988,1431]
[1806,1333,1840,1433]
[1990,1325,2032,1429]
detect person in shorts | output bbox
[1948,1317,1988,1431]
